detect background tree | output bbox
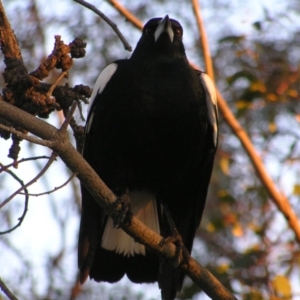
[1,0,300,299]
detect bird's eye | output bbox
[174,28,182,37]
[145,28,153,35]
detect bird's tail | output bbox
[101,190,160,256]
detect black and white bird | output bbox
[78,15,218,300]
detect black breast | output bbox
[85,58,208,196]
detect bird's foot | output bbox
[159,228,190,268]
[111,194,132,228]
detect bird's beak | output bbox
[154,15,174,43]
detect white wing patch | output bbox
[200,73,218,147]
[86,63,118,134]
[101,191,160,257]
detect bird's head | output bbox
[131,15,187,60]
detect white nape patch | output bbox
[200,73,218,147]
[87,63,118,114]
[101,191,160,257]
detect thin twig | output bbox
[0,153,57,210]
[73,0,132,51]
[217,90,300,242]
[60,101,77,132]
[107,0,143,30]
[19,173,77,196]
[0,165,29,235]
[191,0,214,80]
[0,124,53,147]
[46,70,68,98]
[0,156,51,173]
[0,278,19,300]
[191,0,300,243]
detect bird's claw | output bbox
[159,228,189,268]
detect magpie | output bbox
[78,15,218,300]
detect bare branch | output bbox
[73,0,132,51]
[0,100,237,300]
[0,152,57,210]
[60,101,77,132]
[191,0,214,80]
[0,123,54,147]
[0,278,19,300]
[0,155,51,173]
[46,70,68,98]
[191,0,300,243]
[107,0,143,30]
[0,164,29,235]
[19,173,77,197]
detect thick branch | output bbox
[0,100,237,300]
[191,0,300,243]
[0,1,22,59]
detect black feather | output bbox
[78,15,218,300]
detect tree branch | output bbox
[0,152,57,210]
[0,155,51,173]
[107,0,143,30]
[0,100,237,300]
[73,0,132,51]
[0,0,22,60]
[191,0,300,244]
[191,0,214,80]
[19,173,77,197]
[0,278,19,300]
[0,165,29,235]
[0,123,54,147]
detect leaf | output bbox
[206,222,216,233]
[216,262,230,274]
[220,157,230,175]
[218,190,235,204]
[243,290,264,300]
[267,93,278,101]
[287,89,298,98]
[293,184,300,195]
[235,100,250,110]
[227,70,256,85]
[219,35,245,44]
[232,222,243,237]
[253,21,262,31]
[272,275,292,299]
[249,81,266,93]
[268,122,277,133]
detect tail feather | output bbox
[90,248,159,283]
[158,262,184,300]
[85,190,161,283]
[101,191,159,256]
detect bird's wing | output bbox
[85,62,119,135]
[199,72,218,149]
[78,61,120,284]
[159,71,219,300]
